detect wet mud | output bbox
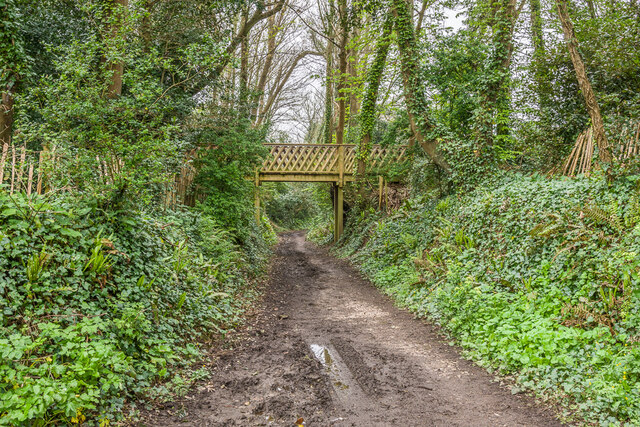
[144,231,562,426]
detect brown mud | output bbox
[144,231,562,426]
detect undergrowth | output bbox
[334,173,640,425]
[0,191,275,425]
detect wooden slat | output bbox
[17,145,26,192]
[10,145,16,194]
[0,143,8,184]
[36,151,44,194]
[27,164,34,195]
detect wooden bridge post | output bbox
[334,144,345,241]
[331,182,338,242]
[335,184,344,241]
[254,169,261,224]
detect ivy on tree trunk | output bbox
[391,0,451,173]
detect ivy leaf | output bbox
[60,228,82,238]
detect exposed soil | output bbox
[144,231,562,426]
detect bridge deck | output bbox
[255,143,407,242]
[257,143,407,184]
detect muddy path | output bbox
[145,231,562,426]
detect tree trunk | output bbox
[556,0,612,163]
[239,8,250,112]
[480,0,520,146]
[335,0,348,147]
[323,0,336,145]
[415,0,430,33]
[529,0,550,111]
[0,88,15,145]
[255,51,321,126]
[141,0,152,53]
[105,0,128,99]
[211,1,286,80]
[391,0,451,173]
[357,16,393,187]
[586,0,597,18]
[347,26,361,130]
[253,13,277,122]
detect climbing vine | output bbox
[356,15,393,165]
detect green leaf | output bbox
[60,228,82,238]
[1,208,18,217]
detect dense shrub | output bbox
[0,191,275,424]
[265,183,331,230]
[336,173,640,425]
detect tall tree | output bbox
[239,7,250,111]
[104,0,128,99]
[391,0,450,172]
[556,0,612,162]
[252,12,278,121]
[529,0,550,111]
[211,1,286,80]
[357,14,393,192]
[334,0,349,147]
[322,0,336,144]
[0,0,23,145]
[478,0,523,146]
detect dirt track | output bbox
[146,231,562,426]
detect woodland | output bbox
[1,0,640,425]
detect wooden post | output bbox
[333,183,338,241]
[27,164,33,196]
[0,143,8,184]
[36,151,44,194]
[254,187,261,224]
[378,175,384,209]
[338,144,344,186]
[254,169,261,224]
[10,145,16,194]
[17,145,25,192]
[335,183,344,242]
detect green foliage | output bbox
[194,114,268,246]
[336,173,640,424]
[265,183,331,230]
[0,190,273,424]
[0,0,29,89]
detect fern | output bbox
[624,195,640,228]
[581,200,623,234]
[607,197,623,232]
[581,204,610,225]
[529,214,564,238]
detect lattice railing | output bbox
[261,144,407,175]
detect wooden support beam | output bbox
[255,187,261,224]
[254,169,261,224]
[333,184,338,240]
[259,173,355,183]
[378,175,384,209]
[335,183,344,242]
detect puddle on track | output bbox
[308,343,366,404]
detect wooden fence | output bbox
[562,122,640,176]
[0,143,47,195]
[0,143,197,208]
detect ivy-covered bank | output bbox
[333,174,640,425]
[0,191,276,425]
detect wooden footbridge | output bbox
[255,143,407,241]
